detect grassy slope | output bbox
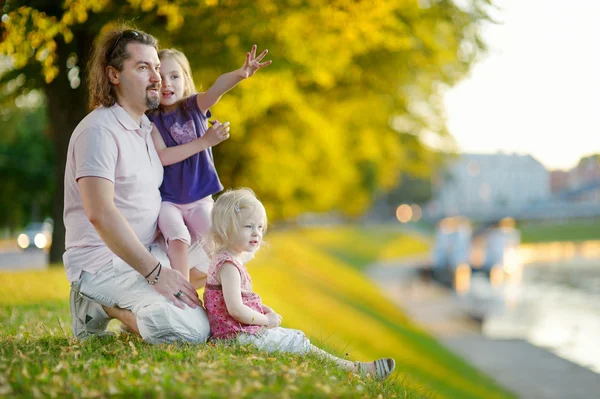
[293,226,430,270]
[0,226,512,398]
[519,219,600,243]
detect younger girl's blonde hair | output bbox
[158,48,196,97]
[206,188,268,257]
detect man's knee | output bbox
[136,302,210,344]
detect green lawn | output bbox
[519,219,600,243]
[0,226,513,398]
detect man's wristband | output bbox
[144,261,161,279]
[147,262,162,285]
[148,263,162,285]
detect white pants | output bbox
[78,243,210,344]
[237,327,311,354]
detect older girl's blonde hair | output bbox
[206,188,268,257]
[158,48,196,97]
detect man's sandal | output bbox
[355,358,396,380]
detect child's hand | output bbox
[240,45,272,79]
[266,312,281,328]
[204,120,230,147]
[264,306,283,326]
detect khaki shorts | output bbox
[78,243,210,344]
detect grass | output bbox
[0,226,513,398]
[519,218,600,243]
[292,225,430,270]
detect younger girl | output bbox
[149,46,271,283]
[203,188,396,380]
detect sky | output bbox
[444,0,600,171]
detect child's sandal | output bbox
[355,358,396,380]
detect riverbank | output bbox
[367,259,600,399]
[0,226,512,398]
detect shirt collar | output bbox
[109,103,153,136]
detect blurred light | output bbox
[396,204,412,223]
[467,160,480,177]
[37,49,49,62]
[490,264,504,287]
[70,77,81,89]
[68,66,79,81]
[410,204,422,222]
[34,233,47,249]
[66,54,78,69]
[503,248,521,275]
[17,234,30,249]
[1,14,9,24]
[499,217,515,229]
[454,263,471,295]
[15,90,43,109]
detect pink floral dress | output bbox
[203,251,264,340]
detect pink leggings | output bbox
[158,196,214,247]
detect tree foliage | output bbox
[0,105,54,229]
[0,0,493,260]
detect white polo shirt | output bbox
[63,104,163,282]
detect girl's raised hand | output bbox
[240,45,272,78]
[204,120,230,147]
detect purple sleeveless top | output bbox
[149,94,223,204]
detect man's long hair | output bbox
[87,23,158,110]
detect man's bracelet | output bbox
[144,261,161,279]
[147,263,162,285]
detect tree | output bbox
[0,105,54,229]
[1,0,494,262]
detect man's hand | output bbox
[240,45,272,79]
[152,267,201,309]
[203,120,230,147]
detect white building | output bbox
[430,153,550,219]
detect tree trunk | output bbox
[46,31,93,264]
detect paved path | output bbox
[0,249,48,270]
[368,260,600,399]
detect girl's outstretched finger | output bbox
[255,49,268,62]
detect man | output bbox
[64,25,215,343]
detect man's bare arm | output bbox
[79,176,157,275]
[78,176,200,308]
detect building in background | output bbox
[562,155,600,203]
[550,170,570,193]
[428,153,550,220]
[551,155,600,195]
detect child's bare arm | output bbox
[219,263,279,327]
[151,123,230,166]
[262,304,283,325]
[196,45,272,113]
[261,304,274,313]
